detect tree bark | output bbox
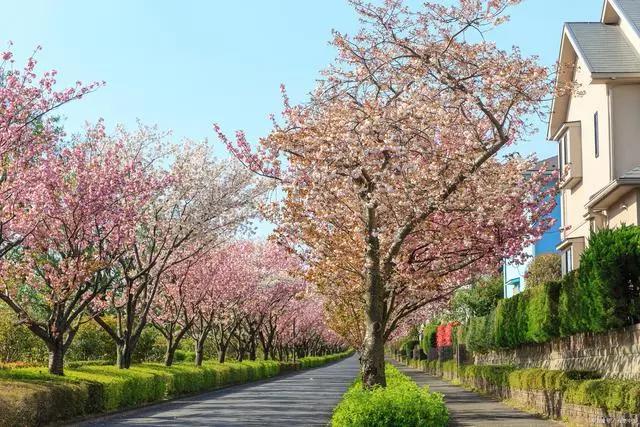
[164,334,176,366]
[116,341,134,369]
[195,339,205,366]
[218,345,227,363]
[360,195,387,388]
[48,339,65,376]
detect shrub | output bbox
[525,253,561,288]
[525,281,560,343]
[0,306,47,364]
[401,339,419,358]
[465,311,496,353]
[445,362,640,415]
[435,322,459,348]
[578,226,640,331]
[0,351,352,426]
[66,320,117,363]
[420,323,438,353]
[331,364,449,426]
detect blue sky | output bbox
[4,0,603,156]
[4,1,603,235]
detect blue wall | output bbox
[503,193,561,298]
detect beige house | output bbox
[549,0,640,274]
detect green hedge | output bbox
[331,363,449,426]
[427,361,640,414]
[401,339,419,358]
[466,227,640,353]
[0,351,353,426]
[420,323,438,353]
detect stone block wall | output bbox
[403,357,640,427]
[473,323,640,379]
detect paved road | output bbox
[76,356,359,427]
[391,361,557,426]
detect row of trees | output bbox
[0,46,343,375]
[219,0,563,388]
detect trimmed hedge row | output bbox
[410,358,640,415]
[466,226,640,353]
[331,363,449,426]
[420,323,438,353]
[466,281,561,352]
[0,351,353,427]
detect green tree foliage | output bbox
[0,306,47,364]
[576,226,640,331]
[449,275,503,321]
[525,253,561,288]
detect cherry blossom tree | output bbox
[0,123,155,375]
[0,44,100,264]
[149,257,203,366]
[236,242,304,361]
[219,0,558,387]
[187,242,257,366]
[94,142,266,368]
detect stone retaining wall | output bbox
[400,357,640,427]
[474,323,640,379]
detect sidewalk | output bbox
[391,361,558,426]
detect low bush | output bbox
[0,351,353,426]
[331,363,449,426]
[421,359,640,415]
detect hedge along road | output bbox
[74,355,360,427]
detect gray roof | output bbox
[566,22,640,74]
[614,0,640,34]
[535,156,558,171]
[620,165,640,179]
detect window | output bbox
[563,247,573,274]
[560,132,569,169]
[594,112,599,158]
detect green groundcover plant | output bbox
[331,364,449,427]
[0,351,353,427]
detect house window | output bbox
[594,112,599,158]
[563,247,573,275]
[560,132,570,169]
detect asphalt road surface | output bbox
[75,355,360,427]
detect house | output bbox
[503,157,561,298]
[549,0,640,275]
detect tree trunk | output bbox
[116,342,133,369]
[195,338,205,367]
[164,348,175,366]
[360,201,387,388]
[48,339,65,376]
[218,344,227,363]
[361,282,386,387]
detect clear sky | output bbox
[3,0,603,235]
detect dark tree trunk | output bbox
[48,339,65,376]
[360,201,387,388]
[164,336,177,367]
[116,341,134,369]
[194,335,207,366]
[218,345,227,363]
